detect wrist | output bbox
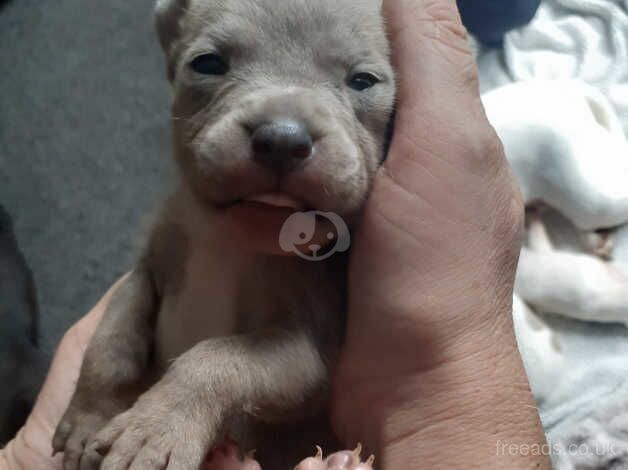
[378,348,549,469]
[334,306,548,468]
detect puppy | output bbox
[53,0,395,468]
[0,205,45,444]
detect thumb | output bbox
[376,0,509,237]
[382,0,500,179]
[383,0,481,123]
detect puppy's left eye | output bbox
[189,53,229,75]
[347,72,380,91]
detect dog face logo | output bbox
[279,211,351,261]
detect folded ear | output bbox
[155,0,190,81]
[155,0,189,55]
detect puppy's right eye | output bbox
[347,72,380,91]
[189,53,229,75]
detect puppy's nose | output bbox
[251,119,313,171]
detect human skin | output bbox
[0,0,549,468]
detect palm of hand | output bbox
[330,0,523,455]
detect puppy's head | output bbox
[156,0,394,227]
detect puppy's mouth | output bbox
[242,193,307,211]
[218,191,310,214]
[217,192,310,255]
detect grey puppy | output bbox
[53,0,395,468]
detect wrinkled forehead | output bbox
[183,0,388,62]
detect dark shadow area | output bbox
[0,0,171,354]
[0,205,46,443]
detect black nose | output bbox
[251,119,313,171]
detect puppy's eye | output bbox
[347,72,380,91]
[189,53,229,75]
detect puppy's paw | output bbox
[204,440,261,470]
[82,386,219,470]
[204,443,375,470]
[295,445,375,470]
[52,406,112,470]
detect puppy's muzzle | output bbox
[251,118,313,173]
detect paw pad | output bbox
[204,440,261,470]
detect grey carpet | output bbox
[0,0,172,353]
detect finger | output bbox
[383,0,479,115]
[374,0,510,233]
[381,0,501,181]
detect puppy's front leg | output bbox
[88,328,330,470]
[52,268,156,470]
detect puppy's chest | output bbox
[153,240,335,367]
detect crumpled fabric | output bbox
[477,1,628,468]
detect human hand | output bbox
[0,283,118,470]
[330,0,548,468]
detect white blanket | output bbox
[480,0,628,134]
[477,1,628,468]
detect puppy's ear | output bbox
[155,0,189,51]
[155,0,189,80]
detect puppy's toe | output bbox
[52,418,72,455]
[92,410,128,446]
[79,440,108,470]
[100,428,145,470]
[61,433,85,470]
[129,438,171,470]
[53,410,110,470]
[166,437,208,470]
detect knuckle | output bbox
[460,58,481,92]
[460,123,505,172]
[493,186,525,256]
[481,127,506,167]
[506,197,525,243]
[510,181,525,221]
